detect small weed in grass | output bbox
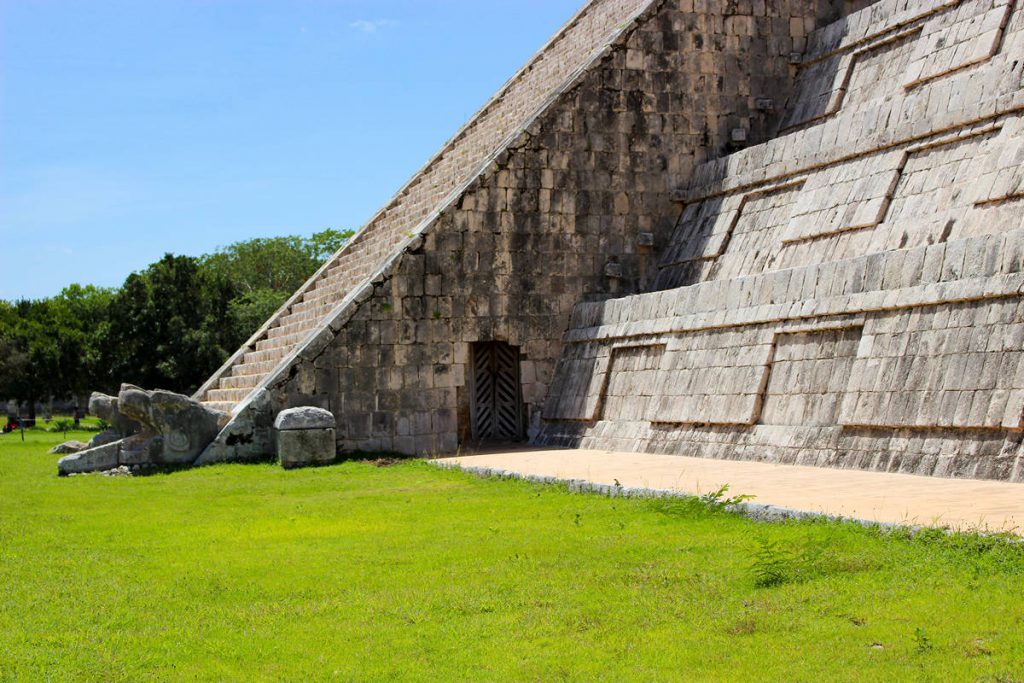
[752,539,793,588]
[647,484,752,519]
[51,418,75,438]
[914,627,934,655]
[699,483,754,511]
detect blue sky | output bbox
[0,0,582,300]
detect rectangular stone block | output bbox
[277,429,336,469]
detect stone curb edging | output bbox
[426,459,1022,540]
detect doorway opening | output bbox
[469,341,525,443]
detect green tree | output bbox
[227,289,290,344]
[0,303,33,414]
[0,227,355,402]
[49,285,115,399]
[199,228,354,295]
[200,227,354,346]
[0,299,64,416]
[306,228,354,262]
[104,254,234,394]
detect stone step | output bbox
[289,289,340,317]
[311,272,352,297]
[205,387,251,403]
[311,277,352,301]
[275,307,329,332]
[265,318,318,341]
[230,359,279,377]
[274,303,337,331]
[322,261,348,282]
[243,347,290,366]
[303,268,355,298]
[218,373,264,390]
[202,401,237,413]
[255,330,306,352]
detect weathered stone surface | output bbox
[149,390,227,463]
[535,0,1024,481]
[87,430,121,448]
[101,466,133,478]
[197,0,844,460]
[119,432,163,466]
[277,428,336,469]
[58,442,120,476]
[89,392,139,434]
[274,407,335,431]
[57,385,229,475]
[117,384,228,464]
[274,406,337,468]
[49,441,88,455]
[117,385,151,426]
[87,391,140,447]
[195,388,275,466]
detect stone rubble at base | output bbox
[57,385,228,476]
[49,441,88,455]
[65,465,135,478]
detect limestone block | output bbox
[87,391,140,438]
[150,390,229,463]
[277,429,336,469]
[87,430,122,449]
[273,406,336,431]
[275,406,337,469]
[57,441,120,476]
[119,434,160,465]
[117,385,229,465]
[56,385,229,476]
[196,389,276,466]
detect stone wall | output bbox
[537,0,1024,480]
[201,0,853,462]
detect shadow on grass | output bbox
[182,450,418,476]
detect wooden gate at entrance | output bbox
[470,341,525,443]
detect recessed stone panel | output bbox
[648,330,773,426]
[784,153,903,244]
[904,0,1015,88]
[600,345,665,422]
[760,327,862,426]
[839,301,1024,430]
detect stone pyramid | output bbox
[189,0,1024,482]
[194,0,669,415]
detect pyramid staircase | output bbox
[194,0,658,414]
[197,250,370,412]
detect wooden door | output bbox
[470,341,525,442]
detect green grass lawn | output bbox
[4,415,106,435]
[2,430,1023,681]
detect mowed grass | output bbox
[2,430,1024,681]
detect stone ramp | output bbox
[437,449,1024,533]
[193,0,657,414]
[537,0,1024,481]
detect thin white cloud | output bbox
[349,19,396,34]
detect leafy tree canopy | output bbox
[0,228,353,406]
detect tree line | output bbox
[0,229,353,416]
